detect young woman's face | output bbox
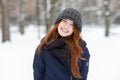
[57,19,74,37]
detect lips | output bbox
[61,28,68,33]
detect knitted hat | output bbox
[55,8,82,32]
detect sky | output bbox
[0,24,120,80]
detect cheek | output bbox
[57,24,61,31]
[69,27,74,34]
[57,25,62,35]
[69,29,73,35]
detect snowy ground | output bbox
[0,24,120,80]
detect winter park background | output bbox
[0,24,120,80]
[1,0,120,80]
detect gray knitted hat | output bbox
[55,8,82,32]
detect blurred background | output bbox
[0,0,120,80]
[0,0,120,40]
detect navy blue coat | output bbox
[33,40,90,80]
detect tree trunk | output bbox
[105,15,110,36]
[104,0,111,37]
[50,0,57,25]
[44,0,51,33]
[44,0,58,33]
[19,0,26,34]
[36,0,41,26]
[0,0,10,42]
[36,0,41,38]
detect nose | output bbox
[64,23,69,29]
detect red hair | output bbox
[37,21,83,79]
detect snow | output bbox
[83,25,120,80]
[0,24,120,80]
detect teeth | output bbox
[62,28,68,33]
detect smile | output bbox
[61,28,68,33]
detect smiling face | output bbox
[57,19,74,37]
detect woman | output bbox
[33,8,90,80]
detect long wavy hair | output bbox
[37,21,84,79]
